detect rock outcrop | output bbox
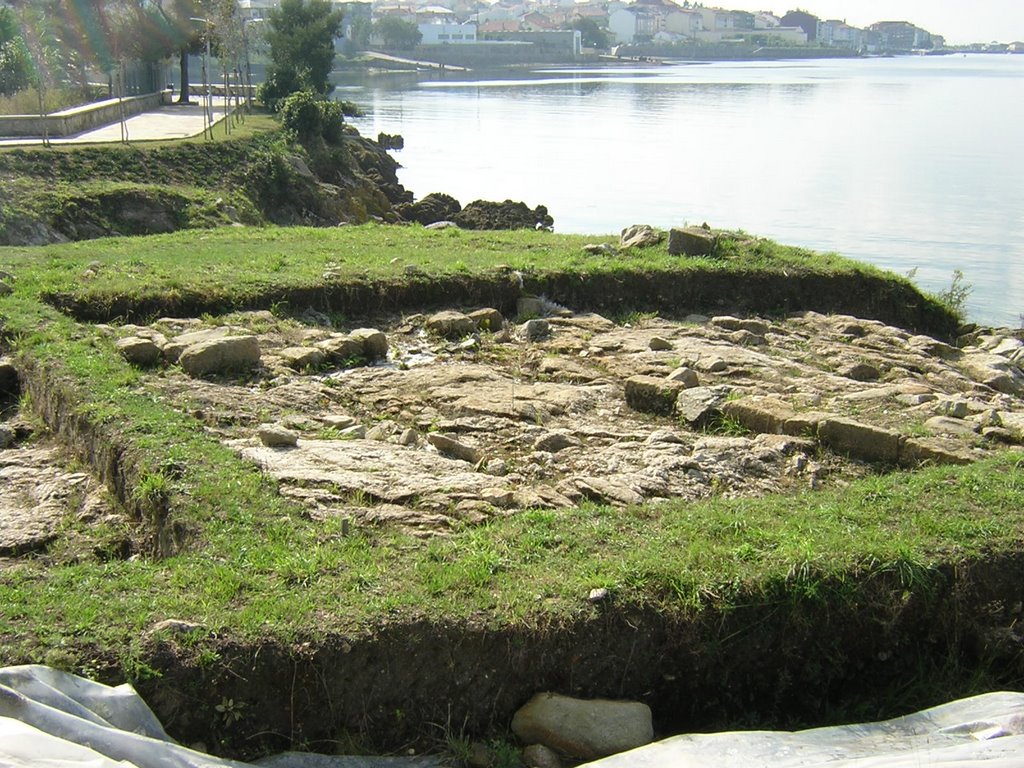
[453,200,554,230]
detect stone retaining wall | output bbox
[0,91,168,138]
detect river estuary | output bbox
[344,54,1023,328]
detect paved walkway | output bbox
[0,96,233,147]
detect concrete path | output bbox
[365,50,469,72]
[0,96,233,147]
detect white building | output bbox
[418,21,478,44]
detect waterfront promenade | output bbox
[0,96,230,147]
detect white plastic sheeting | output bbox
[585,691,1024,767]
[2,664,1023,767]
[0,664,249,768]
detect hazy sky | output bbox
[722,1,1024,44]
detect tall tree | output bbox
[260,0,342,106]
[373,16,421,51]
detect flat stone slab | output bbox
[230,438,513,509]
[0,444,111,556]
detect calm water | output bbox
[345,55,1024,327]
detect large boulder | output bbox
[511,693,653,760]
[453,199,554,230]
[425,310,477,339]
[316,335,365,365]
[620,224,662,249]
[668,226,717,257]
[178,336,261,377]
[349,328,389,360]
[117,337,162,367]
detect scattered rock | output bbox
[648,336,672,351]
[178,336,261,377]
[349,328,389,360]
[148,619,203,636]
[583,243,617,255]
[900,438,974,466]
[924,416,980,438]
[316,335,364,365]
[620,224,663,249]
[937,399,970,419]
[837,361,881,382]
[399,428,420,446]
[573,477,643,506]
[535,432,580,453]
[426,433,483,464]
[518,296,547,319]
[675,386,730,427]
[340,425,366,440]
[982,427,1019,444]
[624,375,684,416]
[511,693,654,760]
[960,353,1024,396]
[323,414,357,430]
[279,347,325,371]
[587,587,610,603]
[695,356,727,373]
[666,367,699,387]
[711,316,770,335]
[668,226,716,257]
[522,319,551,342]
[258,425,299,448]
[468,308,504,332]
[117,337,162,367]
[425,311,477,339]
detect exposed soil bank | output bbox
[46,268,958,339]
[134,554,1024,759]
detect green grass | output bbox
[0,223,896,310]
[0,223,1009,679]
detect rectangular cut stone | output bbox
[818,417,900,463]
[783,411,830,438]
[722,397,796,435]
[900,438,973,467]
[624,375,684,416]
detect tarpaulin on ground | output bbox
[2,664,1023,767]
[586,690,1024,767]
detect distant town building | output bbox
[780,10,818,42]
[869,20,933,51]
[819,19,862,50]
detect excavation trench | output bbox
[8,275,1024,760]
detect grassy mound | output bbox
[0,225,1019,757]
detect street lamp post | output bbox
[191,17,213,140]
